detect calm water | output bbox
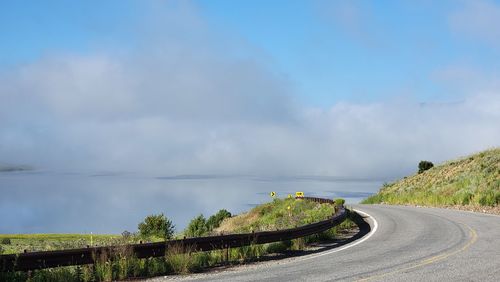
[0,171,381,234]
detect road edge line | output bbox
[291,208,378,262]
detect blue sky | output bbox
[0,0,499,177]
[2,0,498,105]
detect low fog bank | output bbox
[1,2,499,182]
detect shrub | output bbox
[206,209,232,231]
[1,238,11,245]
[418,160,434,173]
[334,198,345,207]
[138,213,175,239]
[185,215,208,237]
[121,230,132,239]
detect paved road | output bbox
[153,205,500,281]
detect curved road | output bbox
[151,205,500,281]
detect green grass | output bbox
[362,147,500,207]
[215,197,341,234]
[0,234,120,254]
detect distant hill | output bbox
[363,148,500,207]
[0,164,32,172]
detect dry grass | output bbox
[214,211,260,234]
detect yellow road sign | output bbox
[295,191,304,198]
[270,191,276,198]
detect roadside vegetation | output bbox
[362,148,500,207]
[1,197,357,281]
[215,197,345,233]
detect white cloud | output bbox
[0,2,499,181]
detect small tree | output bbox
[206,209,232,231]
[138,213,175,239]
[185,214,208,237]
[418,161,434,173]
[334,198,345,207]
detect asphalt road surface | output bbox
[151,205,500,281]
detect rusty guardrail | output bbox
[0,197,347,272]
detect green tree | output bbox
[206,209,232,231]
[185,215,208,237]
[138,213,175,239]
[418,161,434,173]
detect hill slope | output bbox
[363,148,500,207]
[215,197,341,234]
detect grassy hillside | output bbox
[215,197,341,234]
[363,148,500,207]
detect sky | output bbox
[1,0,499,180]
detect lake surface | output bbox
[0,171,381,234]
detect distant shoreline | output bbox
[0,165,33,172]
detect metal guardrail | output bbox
[0,197,347,272]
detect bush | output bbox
[1,238,11,245]
[206,209,232,231]
[418,160,434,173]
[121,230,132,239]
[138,213,175,239]
[334,198,345,207]
[185,215,208,237]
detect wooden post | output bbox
[224,244,229,264]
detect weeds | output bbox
[165,243,191,274]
